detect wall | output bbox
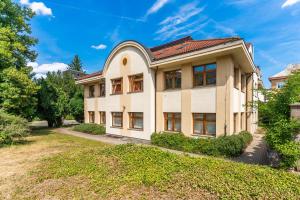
[290,104,300,120]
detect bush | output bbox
[73,123,106,135]
[151,131,253,157]
[0,110,30,146]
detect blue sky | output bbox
[20,0,300,87]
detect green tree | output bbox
[37,71,84,127]
[0,67,39,120]
[259,71,300,168]
[0,0,37,70]
[0,0,39,119]
[68,55,84,72]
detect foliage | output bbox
[151,131,253,157]
[0,0,37,70]
[0,67,39,120]
[259,71,300,168]
[69,91,84,122]
[68,55,84,72]
[37,71,84,127]
[29,132,300,199]
[0,110,30,145]
[73,123,106,135]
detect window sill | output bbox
[110,93,123,96]
[192,85,216,89]
[127,91,143,94]
[87,96,95,98]
[191,134,216,138]
[163,130,181,133]
[163,88,181,92]
[110,126,123,129]
[98,96,106,98]
[128,128,143,131]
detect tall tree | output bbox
[0,0,37,70]
[68,55,84,72]
[0,0,39,120]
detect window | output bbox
[88,111,95,123]
[234,113,238,133]
[234,68,239,89]
[89,85,95,97]
[193,63,216,86]
[165,70,181,89]
[111,78,122,94]
[99,81,105,97]
[99,111,106,125]
[129,112,143,130]
[193,113,216,136]
[112,112,123,128]
[241,74,246,92]
[164,113,181,132]
[129,74,143,93]
[277,82,285,89]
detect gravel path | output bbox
[55,128,268,165]
[232,134,268,165]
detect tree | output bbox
[0,67,39,120]
[0,0,37,70]
[37,72,69,127]
[0,0,39,119]
[68,55,84,72]
[37,71,84,127]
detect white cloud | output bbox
[155,2,206,40]
[145,0,170,17]
[28,62,68,78]
[20,0,52,16]
[282,0,300,8]
[91,44,107,50]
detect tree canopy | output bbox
[68,55,84,72]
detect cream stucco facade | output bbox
[76,37,259,140]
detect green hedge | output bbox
[0,110,30,146]
[151,131,253,157]
[73,123,106,135]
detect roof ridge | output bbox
[150,36,193,52]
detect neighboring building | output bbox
[63,69,85,79]
[269,64,300,89]
[76,36,260,140]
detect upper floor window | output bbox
[89,85,95,97]
[277,82,285,89]
[129,112,143,130]
[129,74,143,93]
[241,74,246,92]
[165,70,181,90]
[193,63,216,87]
[234,68,239,89]
[111,78,122,95]
[99,81,105,97]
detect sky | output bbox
[19,0,300,87]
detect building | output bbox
[63,69,86,79]
[76,36,259,140]
[269,64,300,89]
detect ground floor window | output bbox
[193,113,216,136]
[129,112,143,130]
[112,112,123,128]
[234,113,238,133]
[164,113,181,132]
[99,111,106,125]
[88,111,95,123]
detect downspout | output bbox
[154,66,158,133]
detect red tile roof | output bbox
[77,71,102,80]
[150,36,241,60]
[79,36,244,81]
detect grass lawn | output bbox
[1,129,300,199]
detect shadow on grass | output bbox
[0,139,34,148]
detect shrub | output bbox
[73,123,105,135]
[151,131,253,157]
[0,110,30,146]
